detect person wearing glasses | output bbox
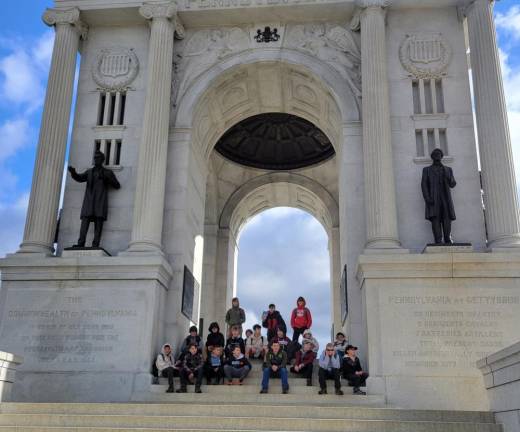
[318,343,343,395]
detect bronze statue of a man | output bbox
[68,150,120,248]
[421,148,456,244]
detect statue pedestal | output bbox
[357,252,520,410]
[0,255,172,402]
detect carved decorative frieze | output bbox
[92,48,139,90]
[285,23,361,97]
[355,0,390,7]
[399,33,452,79]
[42,7,88,39]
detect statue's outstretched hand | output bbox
[68,166,76,174]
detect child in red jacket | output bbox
[290,296,312,343]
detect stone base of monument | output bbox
[423,243,474,253]
[61,247,111,257]
[0,254,172,402]
[357,252,520,411]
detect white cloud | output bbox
[0,117,31,163]
[0,193,28,257]
[496,5,520,39]
[0,30,53,112]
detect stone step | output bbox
[158,376,324,386]
[149,383,357,394]
[132,390,386,405]
[0,414,501,432]
[0,428,291,432]
[0,403,495,423]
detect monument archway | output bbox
[200,173,341,332]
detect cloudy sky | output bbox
[1,1,520,350]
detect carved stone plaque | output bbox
[92,48,139,90]
[399,33,452,79]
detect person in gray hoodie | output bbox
[318,343,344,395]
[225,297,246,337]
[155,343,178,393]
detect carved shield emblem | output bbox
[399,34,452,79]
[92,48,139,90]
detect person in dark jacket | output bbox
[225,326,245,357]
[223,345,252,384]
[290,296,313,343]
[318,343,343,395]
[342,344,369,395]
[225,297,246,337]
[68,150,121,248]
[290,341,316,386]
[205,322,225,354]
[260,341,289,394]
[180,326,203,357]
[421,148,457,244]
[177,343,204,393]
[204,345,225,385]
[262,304,287,341]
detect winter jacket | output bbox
[180,335,203,353]
[291,299,312,329]
[302,335,319,353]
[225,353,252,370]
[270,336,291,352]
[155,344,176,374]
[225,336,245,357]
[225,303,246,326]
[262,310,287,333]
[342,356,363,377]
[265,350,287,368]
[318,351,341,370]
[182,352,203,371]
[294,349,316,367]
[246,334,267,352]
[206,332,225,348]
[205,353,224,369]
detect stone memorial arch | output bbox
[0,0,520,413]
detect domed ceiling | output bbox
[214,113,335,170]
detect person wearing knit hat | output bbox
[302,329,319,353]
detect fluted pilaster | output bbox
[465,0,520,249]
[126,2,177,253]
[357,0,402,250]
[18,8,86,255]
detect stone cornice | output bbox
[42,7,88,39]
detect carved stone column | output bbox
[18,8,86,256]
[357,0,402,251]
[126,2,178,254]
[465,0,520,249]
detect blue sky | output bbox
[0,1,520,350]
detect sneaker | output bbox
[259,388,268,394]
[306,380,312,387]
[282,388,289,394]
[195,387,202,393]
[238,379,244,385]
[176,388,187,393]
[318,388,327,395]
[226,380,233,385]
[354,388,367,395]
[335,389,344,396]
[152,377,160,385]
[166,386,174,393]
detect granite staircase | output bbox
[0,362,501,432]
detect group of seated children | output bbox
[154,297,368,395]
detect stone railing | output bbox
[477,342,520,432]
[0,351,23,402]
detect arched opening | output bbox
[237,207,331,349]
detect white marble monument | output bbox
[0,0,519,409]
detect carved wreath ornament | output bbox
[92,48,139,90]
[399,33,452,79]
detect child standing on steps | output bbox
[290,296,312,343]
[225,297,246,337]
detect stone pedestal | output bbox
[0,255,171,402]
[357,252,520,410]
